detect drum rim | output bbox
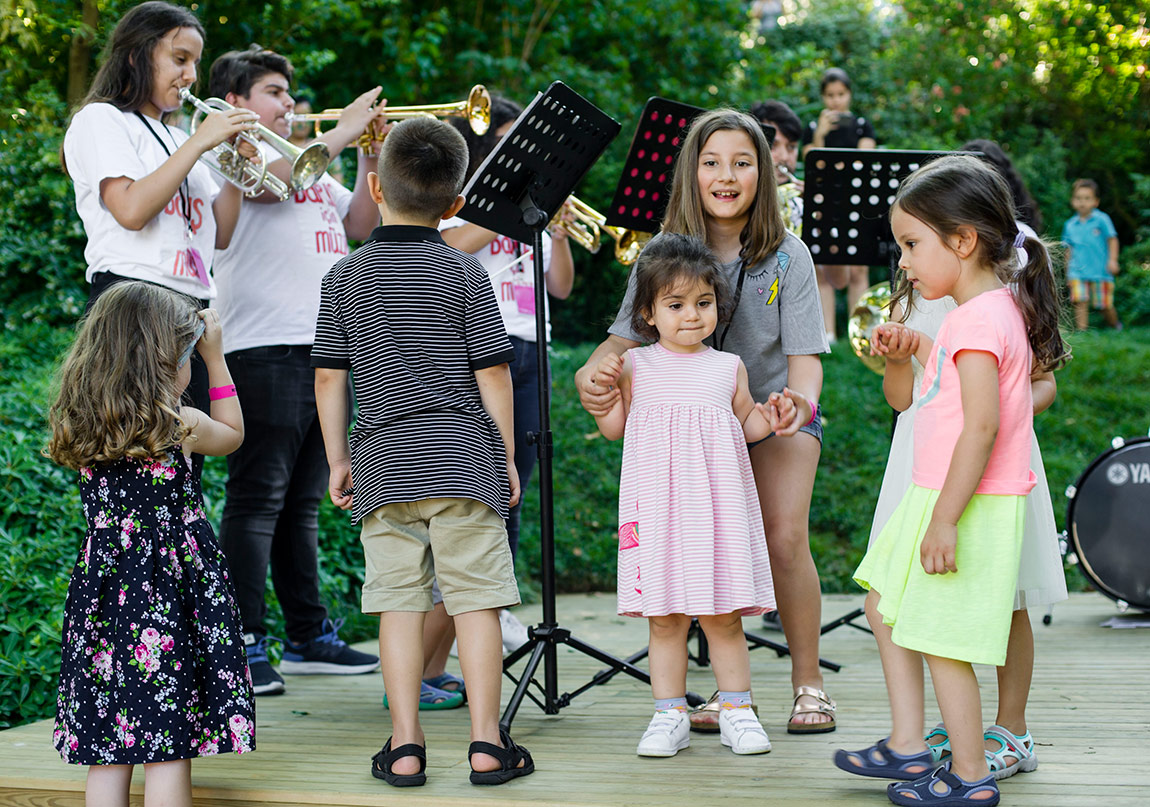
[1066,436,1150,610]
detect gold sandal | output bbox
[787,685,836,734]
[688,691,758,734]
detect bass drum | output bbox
[1066,437,1150,611]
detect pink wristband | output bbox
[209,384,237,401]
[806,399,819,427]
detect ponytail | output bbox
[1011,234,1071,373]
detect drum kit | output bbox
[1064,434,1150,613]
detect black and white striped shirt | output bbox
[311,225,515,523]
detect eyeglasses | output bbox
[178,318,206,368]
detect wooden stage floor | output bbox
[2,592,1148,806]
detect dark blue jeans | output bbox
[218,345,329,642]
[507,336,544,559]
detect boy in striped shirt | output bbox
[312,117,534,786]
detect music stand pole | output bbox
[457,83,656,732]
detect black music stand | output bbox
[801,148,963,636]
[588,101,843,682]
[460,82,658,731]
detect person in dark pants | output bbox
[208,46,385,695]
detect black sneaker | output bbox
[244,633,286,696]
[279,618,380,675]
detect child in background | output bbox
[840,156,1069,807]
[801,67,878,343]
[312,116,533,787]
[47,282,254,807]
[591,233,777,758]
[862,140,1067,784]
[1062,178,1121,330]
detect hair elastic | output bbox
[209,384,237,401]
[1012,231,1026,249]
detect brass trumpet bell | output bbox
[848,281,892,375]
[287,85,493,154]
[552,196,651,266]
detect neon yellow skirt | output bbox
[855,485,1025,666]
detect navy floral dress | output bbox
[53,449,255,765]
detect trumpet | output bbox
[180,88,331,201]
[287,85,492,153]
[551,196,652,266]
[847,281,892,375]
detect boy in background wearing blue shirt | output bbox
[1062,178,1120,330]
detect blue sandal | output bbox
[382,681,464,711]
[423,672,466,702]
[888,766,999,806]
[833,738,938,779]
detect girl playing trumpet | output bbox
[63,1,258,434]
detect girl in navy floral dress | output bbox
[47,281,254,805]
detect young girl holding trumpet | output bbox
[63,0,258,437]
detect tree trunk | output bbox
[66,0,99,107]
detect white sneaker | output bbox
[636,710,690,757]
[719,706,772,755]
[499,609,530,654]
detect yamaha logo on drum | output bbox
[1105,461,1150,485]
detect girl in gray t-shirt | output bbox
[576,109,836,737]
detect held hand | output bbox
[768,387,809,437]
[190,107,258,153]
[507,459,521,509]
[576,359,622,417]
[195,308,224,360]
[328,460,354,510]
[594,352,625,389]
[920,520,958,574]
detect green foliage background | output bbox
[2,0,1148,729]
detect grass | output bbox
[2,322,1148,728]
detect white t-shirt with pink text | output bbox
[912,287,1037,496]
[213,141,353,353]
[64,103,221,299]
[439,216,554,342]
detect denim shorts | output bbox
[747,404,823,451]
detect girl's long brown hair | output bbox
[47,282,199,470]
[79,1,204,114]
[662,109,787,267]
[890,155,1070,373]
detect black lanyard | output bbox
[715,257,748,351]
[134,112,192,232]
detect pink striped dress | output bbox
[616,344,775,618]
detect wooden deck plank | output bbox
[3,592,1148,806]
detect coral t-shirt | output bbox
[912,288,1036,495]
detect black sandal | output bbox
[468,728,535,785]
[371,737,426,787]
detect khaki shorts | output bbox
[360,497,520,616]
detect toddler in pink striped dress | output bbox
[591,233,785,759]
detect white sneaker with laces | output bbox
[499,609,530,654]
[636,709,690,757]
[719,706,772,755]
